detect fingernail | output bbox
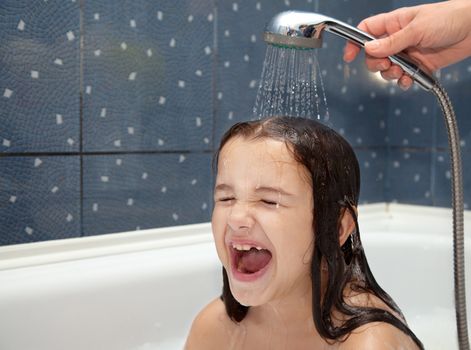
[366,40,380,50]
[398,81,410,91]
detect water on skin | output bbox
[253,46,329,120]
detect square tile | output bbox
[82,153,212,235]
[0,156,80,245]
[387,149,432,205]
[83,0,214,152]
[0,0,80,153]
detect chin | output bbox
[229,278,270,307]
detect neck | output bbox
[249,269,329,337]
[251,280,317,336]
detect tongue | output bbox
[239,248,272,274]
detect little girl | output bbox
[185,116,423,349]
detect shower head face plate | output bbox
[263,32,321,49]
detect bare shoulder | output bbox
[339,322,420,350]
[184,298,237,350]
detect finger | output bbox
[357,8,415,38]
[358,8,419,57]
[343,42,361,62]
[365,25,417,58]
[398,75,413,90]
[365,56,391,72]
[380,65,404,80]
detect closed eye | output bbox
[261,199,278,206]
[218,197,235,202]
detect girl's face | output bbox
[212,136,314,306]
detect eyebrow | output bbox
[214,183,294,196]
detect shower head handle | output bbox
[264,11,435,90]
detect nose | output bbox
[227,201,254,232]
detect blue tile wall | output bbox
[1,0,470,245]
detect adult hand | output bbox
[343,0,471,90]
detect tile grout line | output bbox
[79,0,85,237]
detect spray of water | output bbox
[253,46,329,120]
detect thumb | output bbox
[365,27,415,57]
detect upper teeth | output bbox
[232,243,263,251]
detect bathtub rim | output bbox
[0,202,469,271]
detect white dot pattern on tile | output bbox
[3,89,13,98]
[17,19,26,31]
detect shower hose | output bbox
[432,83,469,350]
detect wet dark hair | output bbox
[214,116,423,349]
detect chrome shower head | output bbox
[263,10,435,90]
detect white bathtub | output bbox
[0,203,470,350]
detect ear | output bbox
[338,207,357,246]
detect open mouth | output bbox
[231,243,273,275]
